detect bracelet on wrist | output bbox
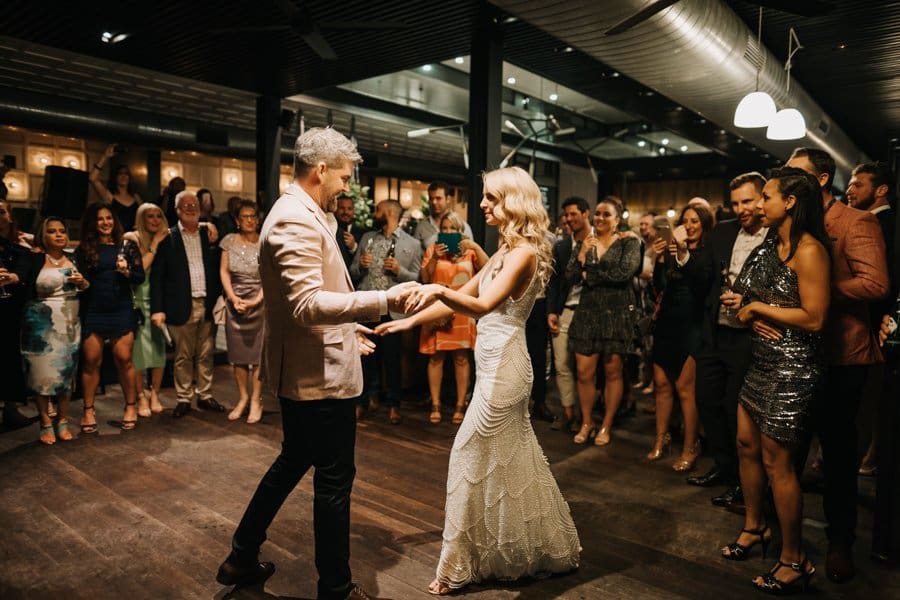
[94,163,103,170]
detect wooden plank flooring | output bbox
[1,365,897,599]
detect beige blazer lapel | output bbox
[291,185,354,290]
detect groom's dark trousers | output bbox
[229,397,357,600]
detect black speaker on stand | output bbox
[41,166,88,220]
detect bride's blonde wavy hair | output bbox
[482,166,552,287]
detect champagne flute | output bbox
[0,255,12,299]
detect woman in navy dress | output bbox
[75,203,144,432]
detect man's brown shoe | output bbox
[826,543,855,583]
[346,583,388,599]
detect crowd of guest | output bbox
[1,140,898,593]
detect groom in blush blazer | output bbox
[216,128,410,600]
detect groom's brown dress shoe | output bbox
[345,583,388,599]
[215,559,275,587]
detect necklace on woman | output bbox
[47,253,65,267]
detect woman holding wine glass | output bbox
[21,218,88,443]
[75,203,144,433]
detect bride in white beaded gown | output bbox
[376,167,581,594]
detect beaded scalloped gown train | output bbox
[434,259,581,590]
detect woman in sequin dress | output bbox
[220,200,265,424]
[720,167,830,594]
[124,203,170,417]
[375,167,580,595]
[21,218,89,444]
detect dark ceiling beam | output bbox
[603,152,780,182]
[302,87,462,130]
[300,87,610,168]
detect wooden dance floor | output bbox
[1,365,897,599]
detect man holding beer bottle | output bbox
[349,200,422,423]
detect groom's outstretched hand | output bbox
[355,324,377,356]
[374,317,413,336]
[386,281,419,313]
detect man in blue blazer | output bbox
[546,196,592,432]
[150,191,223,417]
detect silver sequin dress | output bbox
[733,234,824,445]
[434,253,581,590]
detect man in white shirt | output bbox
[679,173,768,509]
[413,180,473,250]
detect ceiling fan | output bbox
[211,0,407,60]
[604,0,834,36]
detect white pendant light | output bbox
[766,108,806,140]
[767,28,806,140]
[734,91,777,127]
[734,8,774,128]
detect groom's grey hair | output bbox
[293,127,363,178]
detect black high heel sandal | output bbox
[80,404,99,435]
[121,400,137,431]
[753,556,815,595]
[721,525,771,561]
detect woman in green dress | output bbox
[124,203,169,417]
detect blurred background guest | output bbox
[216,195,243,239]
[76,203,145,432]
[336,194,366,269]
[89,144,141,232]
[419,211,486,424]
[647,205,713,471]
[0,198,35,428]
[220,200,265,424]
[124,203,169,417]
[198,188,220,231]
[21,218,87,444]
[160,176,186,226]
[566,196,641,447]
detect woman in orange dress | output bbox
[420,212,488,424]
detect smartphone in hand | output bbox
[436,232,462,254]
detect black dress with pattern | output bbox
[732,234,824,445]
[565,236,642,356]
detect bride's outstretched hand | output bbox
[404,283,444,313]
[374,317,413,336]
[386,281,419,313]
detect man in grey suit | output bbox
[217,128,411,600]
[350,199,422,424]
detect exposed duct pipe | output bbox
[493,0,867,179]
[0,87,296,161]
